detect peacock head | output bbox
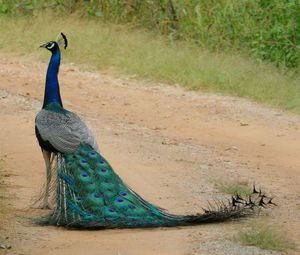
[40,33,68,53]
[40,41,59,53]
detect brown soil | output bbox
[0,55,299,255]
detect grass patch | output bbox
[215,181,252,196]
[0,13,300,113]
[234,221,295,251]
[1,1,299,68]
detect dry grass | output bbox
[214,181,253,196]
[0,13,299,113]
[234,221,295,251]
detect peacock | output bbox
[35,33,274,229]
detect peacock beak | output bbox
[39,43,48,48]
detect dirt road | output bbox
[0,55,299,255]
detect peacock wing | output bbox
[35,108,99,153]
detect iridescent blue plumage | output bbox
[43,42,63,108]
[35,34,273,229]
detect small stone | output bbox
[240,122,249,126]
[0,244,12,249]
[225,146,238,151]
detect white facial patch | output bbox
[47,42,55,49]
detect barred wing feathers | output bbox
[35,106,99,153]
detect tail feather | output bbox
[39,144,273,229]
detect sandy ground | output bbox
[0,55,299,255]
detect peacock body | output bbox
[35,34,273,229]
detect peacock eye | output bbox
[47,42,55,50]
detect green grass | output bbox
[234,222,295,251]
[1,1,299,68]
[214,181,253,196]
[0,13,300,113]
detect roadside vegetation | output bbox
[1,0,299,69]
[233,221,295,251]
[214,180,253,196]
[213,179,296,252]
[0,1,299,113]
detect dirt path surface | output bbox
[0,55,299,255]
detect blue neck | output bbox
[43,49,63,108]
